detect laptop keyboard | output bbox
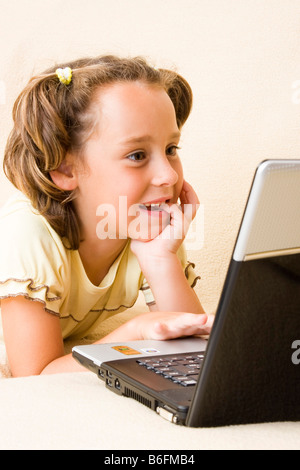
[136,351,205,387]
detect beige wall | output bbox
[1,0,300,313]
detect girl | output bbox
[0,55,212,377]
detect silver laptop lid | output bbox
[234,160,300,262]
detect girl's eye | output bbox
[127,152,146,162]
[166,145,180,157]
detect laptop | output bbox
[72,160,300,427]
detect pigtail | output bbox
[159,69,193,129]
[3,73,80,248]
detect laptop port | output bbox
[106,378,113,388]
[156,406,178,424]
[98,368,105,379]
[115,379,121,390]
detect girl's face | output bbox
[73,81,184,241]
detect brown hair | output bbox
[3,55,193,249]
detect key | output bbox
[181,379,197,386]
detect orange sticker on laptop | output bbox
[112,345,141,355]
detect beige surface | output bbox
[0,305,299,450]
[0,371,299,450]
[1,0,300,313]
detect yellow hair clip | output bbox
[55,67,72,85]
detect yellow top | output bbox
[0,192,200,339]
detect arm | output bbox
[1,296,68,376]
[1,296,136,376]
[1,296,211,376]
[143,253,204,313]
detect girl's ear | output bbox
[49,154,78,191]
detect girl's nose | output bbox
[150,157,179,187]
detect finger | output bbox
[179,181,200,221]
[153,313,209,340]
[160,202,189,240]
[180,180,200,206]
[171,313,208,333]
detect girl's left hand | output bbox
[130,311,214,341]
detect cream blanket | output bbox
[1,307,299,449]
[0,371,299,450]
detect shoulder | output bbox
[0,192,70,313]
[0,192,69,276]
[0,192,65,251]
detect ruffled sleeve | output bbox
[0,195,68,316]
[139,243,201,306]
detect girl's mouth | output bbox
[138,199,170,212]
